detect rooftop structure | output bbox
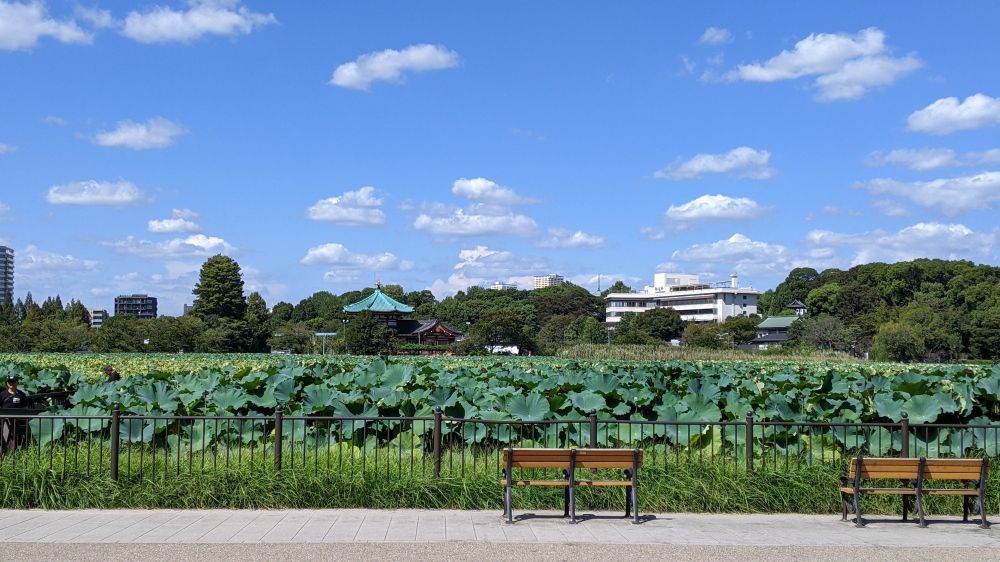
[604,272,759,327]
[342,289,415,314]
[489,281,518,291]
[533,273,564,290]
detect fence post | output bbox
[745,411,754,474]
[589,410,598,448]
[274,404,284,474]
[432,407,443,478]
[900,412,909,458]
[110,404,120,481]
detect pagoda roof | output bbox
[757,316,800,329]
[396,319,464,337]
[787,299,807,309]
[343,289,415,314]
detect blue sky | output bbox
[2,1,1000,314]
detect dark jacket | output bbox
[0,389,29,409]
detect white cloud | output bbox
[330,43,459,90]
[74,6,113,28]
[148,209,201,233]
[42,115,66,126]
[807,223,996,265]
[907,94,1000,135]
[867,147,1000,170]
[665,194,767,223]
[699,27,733,45]
[965,149,1000,165]
[451,177,535,205]
[859,171,1000,216]
[307,186,386,226]
[428,245,548,297]
[300,243,412,283]
[866,148,957,171]
[872,199,909,217]
[671,233,790,278]
[122,0,275,44]
[93,117,186,150]
[0,201,9,219]
[724,27,920,101]
[104,234,235,259]
[46,180,145,206]
[19,244,97,271]
[414,206,538,237]
[655,146,774,180]
[0,143,15,154]
[672,233,786,263]
[0,1,92,50]
[536,228,605,249]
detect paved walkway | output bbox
[1,509,997,549]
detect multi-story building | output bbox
[0,246,13,303]
[604,272,759,328]
[88,309,109,328]
[533,273,564,290]
[114,294,158,319]
[489,281,518,291]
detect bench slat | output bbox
[839,487,917,494]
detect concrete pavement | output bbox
[1,509,997,560]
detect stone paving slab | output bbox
[0,509,997,548]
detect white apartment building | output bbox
[533,273,564,290]
[489,281,518,291]
[88,309,108,329]
[605,272,759,328]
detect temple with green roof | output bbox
[343,287,464,345]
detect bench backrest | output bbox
[849,457,920,479]
[850,457,988,481]
[503,448,643,469]
[923,458,987,480]
[575,449,642,469]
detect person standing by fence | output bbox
[1,375,29,454]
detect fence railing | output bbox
[2,407,998,481]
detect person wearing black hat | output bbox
[1,375,30,454]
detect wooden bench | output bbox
[840,455,990,528]
[501,448,642,524]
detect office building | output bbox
[114,294,158,319]
[533,273,564,290]
[605,272,759,328]
[0,246,12,303]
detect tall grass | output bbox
[1,444,996,516]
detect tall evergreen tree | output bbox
[244,291,271,352]
[192,255,247,321]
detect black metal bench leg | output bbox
[853,492,863,528]
[963,496,969,523]
[504,469,513,525]
[841,494,849,521]
[979,492,990,529]
[563,469,570,518]
[916,491,927,528]
[631,484,639,524]
[902,496,908,522]
[624,470,632,518]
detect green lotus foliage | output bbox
[3,355,999,456]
